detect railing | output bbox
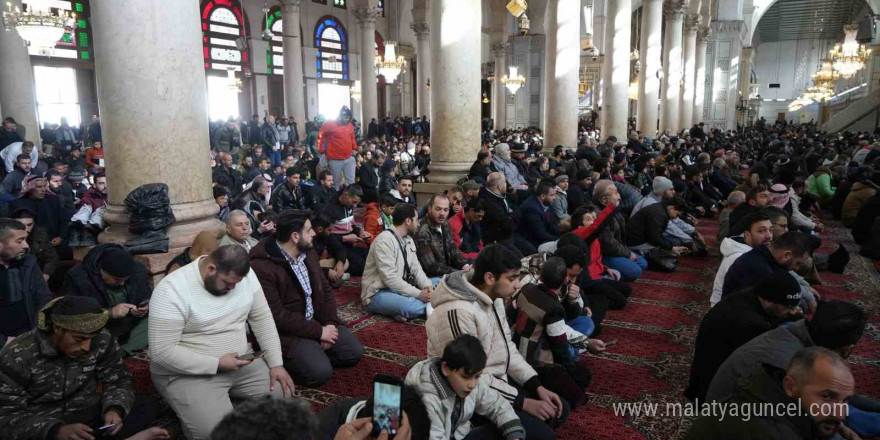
[823,86,880,133]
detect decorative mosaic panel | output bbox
[718,59,730,71]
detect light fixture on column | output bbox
[506,0,527,17]
[375,41,407,84]
[2,0,74,56]
[501,66,525,94]
[629,79,639,101]
[482,93,490,104]
[426,78,430,90]
[261,4,273,41]
[351,80,362,101]
[830,24,869,78]
[226,67,242,93]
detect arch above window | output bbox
[315,16,348,80]
[201,0,249,73]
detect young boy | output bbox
[405,334,525,440]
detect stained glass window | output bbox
[315,16,348,80]
[313,0,327,4]
[264,7,283,75]
[334,0,346,8]
[378,0,385,17]
[201,0,249,73]
[24,1,92,60]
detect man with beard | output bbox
[415,194,470,277]
[686,271,804,403]
[390,175,417,205]
[0,219,50,348]
[149,245,296,440]
[0,153,34,198]
[10,176,68,250]
[685,347,859,440]
[317,106,358,189]
[250,211,363,387]
[722,231,812,299]
[516,181,561,250]
[711,212,773,306]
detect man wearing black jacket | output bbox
[684,165,719,217]
[213,152,243,197]
[270,167,306,212]
[685,270,803,402]
[0,219,51,348]
[566,169,593,215]
[469,150,492,182]
[626,196,691,254]
[478,172,523,257]
[356,151,383,203]
[722,231,811,299]
[63,244,151,354]
[307,170,336,211]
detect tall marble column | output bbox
[693,27,710,125]
[354,5,381,125]
[600,0,632,141]
[429,0,481,183]
[659,0,687,135]
[281,0,306,135]
[544,0,581,151]
[637,0,663,135]
[91,0,222,256]
[411,21,431,118]
[680,13,700,130]
[0,0,39,142]
[491,42,507,130]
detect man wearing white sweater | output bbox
[148,245,295,440]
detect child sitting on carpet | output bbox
[405,335,525,440]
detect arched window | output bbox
[378,0,385,17]
[201,0,249,73]
[315,16,348,80]
[264,7,283,74]
[334,0,346,8]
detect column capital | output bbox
[685,14,702,33]
[490,42,507,58]
[353,6,381,26]
[697,27,711,42]
[663,0,688,21]
[279,0,302,12]
[410,21,429,39]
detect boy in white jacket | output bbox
[406,334,525,440]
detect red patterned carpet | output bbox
[128,217,880,439]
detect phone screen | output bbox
[373,380,402,436]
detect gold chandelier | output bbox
[501,66,525,94]
[375,41,407,84]
[226,67,242,94]
[829,24,870,78]
[2,0,74,56]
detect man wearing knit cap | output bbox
[686,270,803,402]
[64,244,152,356]
[551,175,570,220]
[0,296,165,440]
[630,176,701,247]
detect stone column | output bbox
[491,42,507,130]
[544,0,581,151]
[411,21,431,118]
[693,27,710,125]
[659,0,687,135]
[680,13,700,129]
[280,0,307,136]
[637,0,663,135]
[600,0,632,141]
[91,0,222,267]
[354,6,381,125]
[428,0,481,184]
[0,0,39,141]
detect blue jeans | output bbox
[366,277,441,319]
[270,149,282,166]
[567,316,595,358]
[602,254,647,281]
[849,398,880,438]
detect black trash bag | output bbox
[124,231,169,255]
[124,183,175,235]
[644,248,678,272]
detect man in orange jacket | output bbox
[317,106,357,190]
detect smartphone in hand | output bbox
[372,374,403,437]
[237,350,264,361]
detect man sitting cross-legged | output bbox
[149,245,296,440]
[250,210,364,387]
[427,245,570,440]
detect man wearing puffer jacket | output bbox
[426,245,570,440]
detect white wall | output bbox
[753,39,830,101]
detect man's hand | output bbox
[56,423,94,440]
[462,264,473,271]
[567,284,580,300]
[328,269,341,282]
[606,268,621,281]
[695,206,706,215]
[333,417,373,440]
[103,410,123,437]
[257,221,276,234]
[694,231,706,244]
[4,336,16,346]
[50,237,62,246]
[321,341,333,350]
[811,287,821,301]
[814,223,825,233]
[535,386,564,418]
[110,303,137,319]
[218,353,253,373]
[584,307,593,317]
[359,231,372,241]
[418,287,432,303]
[687,214,699,225]
[130,304,148,318]
[522,398,556,421]
[672,246,690,256]
[839,424,862,440]
[321,325,339,345]
[587,339,606,354]
[342,234,363,244]
[518,184,529,190]
[268,366,296,397]
[629,252,638,262]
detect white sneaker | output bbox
[341,273,351,281]
[425,303,434,318]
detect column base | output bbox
[99,199,225,282]
[425,161,471,185]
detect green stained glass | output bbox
[75,2,83,12]
[60,32,73,44]
[78,32,88,47]
[77,19,87,29]
[268,68,273,74]
[80,51,89,60]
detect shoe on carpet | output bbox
[828,245,850,274]
[392,315,407,323]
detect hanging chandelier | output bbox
[501,66,525,94]
[226,67,242,93]
[830,24,870,79]
[506,0,527,17]
[2,0,74,56]
[812,58,840,89]
[375,41,407,84]
[350,80,362,101]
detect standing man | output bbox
[415,194,470,278]
[250,211,363,387]
[0,218,50,348]
[149,245,296,440]
[262,115,282,166]
[317,107,358,190]
[213,120,242,154]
